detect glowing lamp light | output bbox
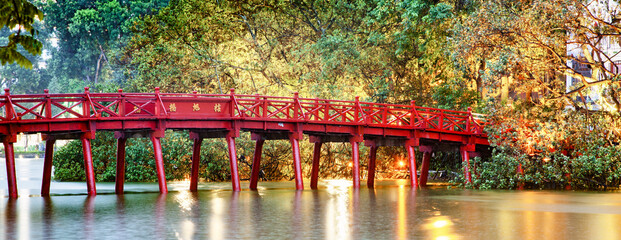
[348,162,353,167]
[543,157,551,162]
[398,161,405,167]
[433,220,449,228]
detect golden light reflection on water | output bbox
[397,185,407,240]
[324,180,352,240]
[209,196,226,240]
[422,216,458,240]
[19,189,30,240]
[174,190,196,212]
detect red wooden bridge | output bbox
[0,88,488,198]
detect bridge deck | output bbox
[0,88,488,197]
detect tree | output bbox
[123,0,467,107]
[0,21,51,93]
[452,0,621,189]
[43,0,168,92]
[453,0,621,114]
[0,0,44,68]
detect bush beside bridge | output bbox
[462,112,621,190]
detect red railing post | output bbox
[230,88,236,117]
[83,87,91,118]
[467,107,472,133]
[262,97,268,118]
[5,89,16,120]
[44,89,52,119]
[154,87,161,116]
[354,96,360,122]
[438,111,444,131]
[410,100,416,127]
[324,100,329,121]
[293,92,299,120]
[118,89,125,117]
[382,106,388,125]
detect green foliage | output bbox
[431,79,479,110]
[0,0,44,68]
[43,0,168,92]
[465,111,621,190]
[53,131,230,182]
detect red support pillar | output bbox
[367,145,377,188]
[226,135,241,192]
[249,139,265,190]
[290,135,304,190]
[310,142,322,189]
[190,138,203,192]
[41,138,56,196]
[3,139,17,198]
[81,137,97,196]
[115,138,127,194]
[419,146,433,187]
[460,147,473,184]
[406,145,419,188]
[352,141,360,189]
[150,135,168,194]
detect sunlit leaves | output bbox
[0,0,44,68]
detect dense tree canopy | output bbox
[122,0,471,106]
[43,0,168,93]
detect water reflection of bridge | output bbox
[0,88,488,197]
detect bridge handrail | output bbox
[0,88,486,135]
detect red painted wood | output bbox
[0,89,489,195]
[310,142,322,189]
[226,135,241,192]
[115,138,127,194]
[407,145,419,188]
[150,136,168,194]
[41,139,56,196]
[290,136,304,190]
[81,137,97,196]
[249,139,265,190]
[0,90,487,142]
[4,140,17,198]
[461,149,472,184]
[419,151,431,186]
[190,138,203,192]
[367,146,377,188]
[352,141,360,189]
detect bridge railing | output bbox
[0,88,486,135]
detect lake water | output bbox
[2,158,621,239]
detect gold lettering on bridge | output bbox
[193,103,200,112]
[133,106,141,114]
[169,103,176,112]
[214,103,222,113]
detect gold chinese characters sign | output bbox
[169,103,176,112]
[214,103,222,113]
